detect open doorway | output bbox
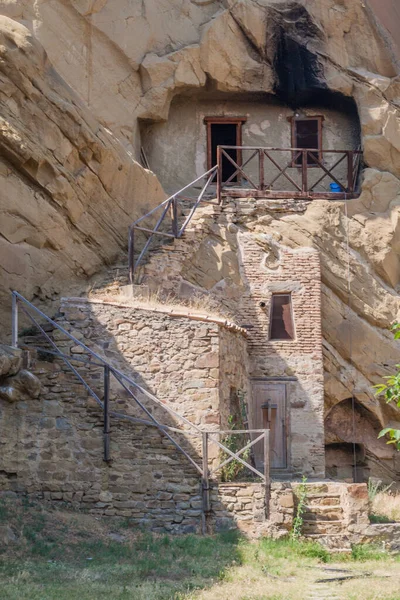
[205,117,246,182]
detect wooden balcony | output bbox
[216,146,362,202]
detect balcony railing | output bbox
[216,146,362,202]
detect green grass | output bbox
[350,543,389,561]
[369,513,392,524]
[0,498,399,600]
[0,531,240,600]
[0,499,242,600]
[258,537,331,563]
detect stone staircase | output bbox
[136,203,221,290]
[303,493,350,552]
[89,202,227,317]
[295,482,369,552]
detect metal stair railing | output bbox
[128,166,218,283]
[11,291,270,523]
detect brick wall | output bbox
[236,232,325,478]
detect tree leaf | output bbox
[378,428,394,438]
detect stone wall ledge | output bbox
[61,297,248,336]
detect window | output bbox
[205,117,246,182]
[290,116,324,166]
[269,294,295,340]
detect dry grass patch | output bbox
[371,490,400,523]
[368,479,400,523]
[89,284,235,323]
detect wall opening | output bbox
[269,294,295,340]
[325,398,397,482]
[205,117,246,182]
[290,116,323,165]
[325,442,366,482]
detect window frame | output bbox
[268,292,296,341]
[288,116,324,168]
[204,116,247,175]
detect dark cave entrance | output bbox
[325,442,367,483]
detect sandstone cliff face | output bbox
[1,1,400,477]
[0,16,165,334]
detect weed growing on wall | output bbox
[220,415,252,482]
[367,478,393,503]
[291,476,307,540]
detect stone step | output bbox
[303,505,343,521]
[306,494,341,507]
[294,482,345,495]
[304,533,352,551]
[302,520,346,535]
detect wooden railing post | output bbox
[347,151,354,193]
[103,365,111,462]
[259,149,264,191]
[301,150,308,197]
[128,226,135,284]
[171,196,179,238]
[11,294,18,348]
[217,146,222,204]
[264,429,270,518]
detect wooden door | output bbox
[251,381,287,471]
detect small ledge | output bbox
[61,297,248,336]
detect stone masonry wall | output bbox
[218,325,250,428]
[0,353,203,533]
[57,298,248,434]
[237,232,325,478]
[0,299,252,533]
[210,482,268,537]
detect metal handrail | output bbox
[12,292,201,433]
[11,291,270,489]
[128,166,218,282]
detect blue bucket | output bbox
[330,182,342,193]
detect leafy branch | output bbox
[220,415,251,482]
[374,323,400,450]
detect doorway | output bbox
[251,381,288,471]
[205,117,246,183]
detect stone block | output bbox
[279,494,294,509]
[195,352,219,369]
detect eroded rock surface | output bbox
[0,345,40,402]
[0,16,165,335]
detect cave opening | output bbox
[325,442,366,483]
[325,398,397,482]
